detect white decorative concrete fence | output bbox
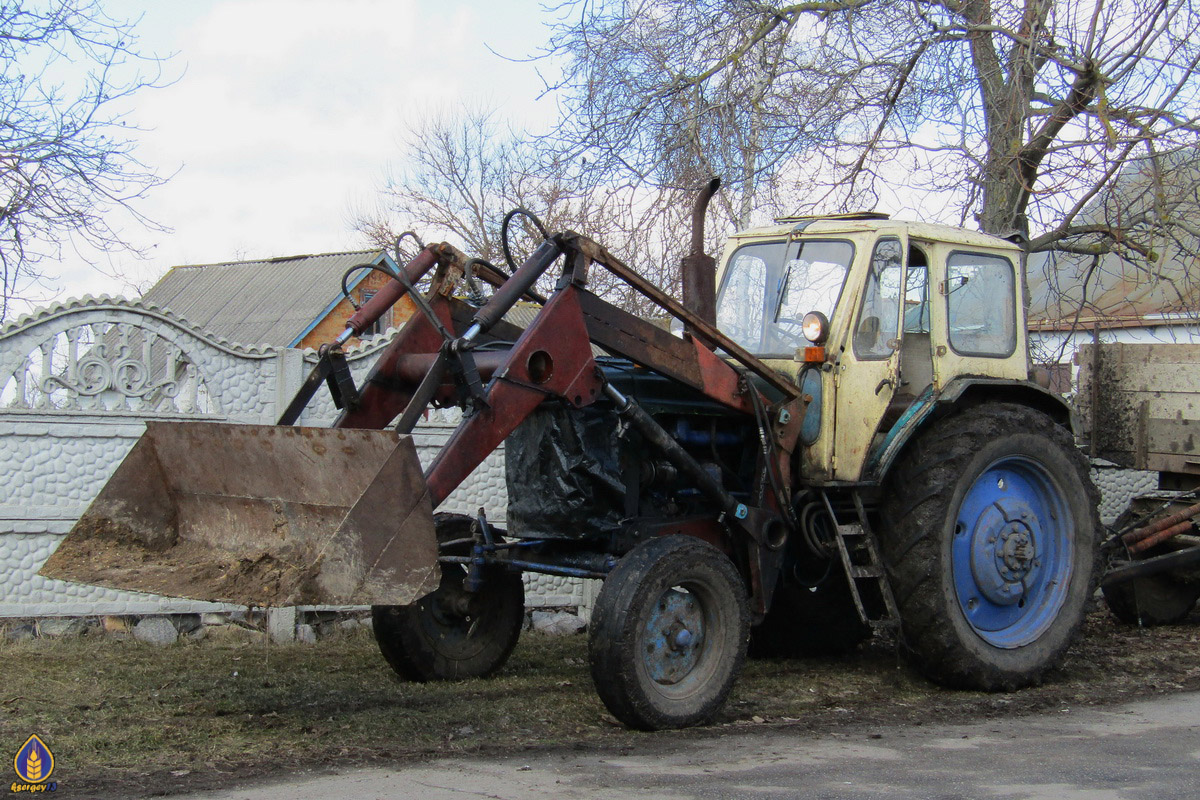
[0,297,592,620]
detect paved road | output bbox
[172,692,1200,799]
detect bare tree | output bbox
[0,0,169,321]
[353,106,707,315]
[539,0,1200,262]
[536,2,808,230]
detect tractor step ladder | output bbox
[825,493,900,630]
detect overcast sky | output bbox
[37,0,552,313]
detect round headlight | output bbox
[801,311,829,344]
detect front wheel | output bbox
[880,403,1100,690]
[588,535,750,730]
[372,514,525,681]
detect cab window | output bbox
[946,251,1016,357]
[715,245,771,351]
[716,239,853,355]
[771,240,853,353]
[854,238,903,360]
[903,247,930,334]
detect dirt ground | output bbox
[3,603,1199,799]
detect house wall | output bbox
[297,271,417,350]
[1032,323,1200,364]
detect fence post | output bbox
[267,607,297,643]
[274,347,307,422]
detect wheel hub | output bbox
[952,456,1075,649]
[644,589,704,686]
[970,499,1041,605]
[423,572,483,642]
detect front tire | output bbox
[880,403,1100,690]
[588,535,750,730]
[372,513,525,682]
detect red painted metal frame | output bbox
[424,284,603,507]
[335,299,457,429]
[317,235,810,614]
[345,246,439,336]
[331,237,801,511]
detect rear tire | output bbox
[372,514,524,681]
[588,535,750,730]
[880,404,1100,690]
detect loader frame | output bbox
[285,231,809,615]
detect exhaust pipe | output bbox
[681,176,721,328]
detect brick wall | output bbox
[297,271,417,350]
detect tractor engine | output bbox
[505,359,758,542]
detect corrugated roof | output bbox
[1028,151,1200,329]
[142,251,388,347]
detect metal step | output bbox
[825,493,900,631]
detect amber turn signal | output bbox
[802,346,826,363]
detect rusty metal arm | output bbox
[340,245,442,342]
[340,232,799,507]
[575,289,754,414]
[461,239,562,342]
[424,283,602,507]
[332,296,459,430]
[330,241,561,433]
[325,228,797,523]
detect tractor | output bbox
[44,182,1099,730]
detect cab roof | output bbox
[728,215,1023,253]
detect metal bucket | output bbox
[39,422,440,607]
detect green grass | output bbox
[0,629,618,795]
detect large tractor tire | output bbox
[748,568,872,659]
[880,403,1100,690]
[588,535,750,730]
[372,513,524,682]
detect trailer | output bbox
[1077,341,1200,624]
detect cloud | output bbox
[39,0,547,311]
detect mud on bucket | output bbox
[39,422,440,607]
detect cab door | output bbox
[929,246,1027,389]
[832,234,907,480]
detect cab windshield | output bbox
[716,239,854,355]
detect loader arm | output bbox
[328,233,807,612]
[336,233,806,512]
[43,227,804,614]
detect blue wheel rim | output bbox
[951,455,1074,648]
[642,587,706,690]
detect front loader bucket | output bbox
[40,422,440,607]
